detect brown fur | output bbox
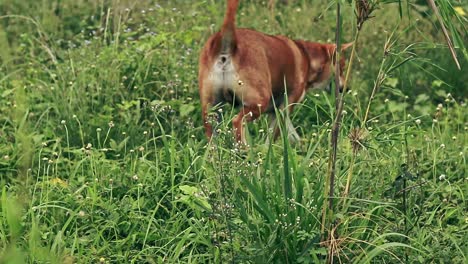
[198,0,351,143]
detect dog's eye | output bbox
[238,80,244,86]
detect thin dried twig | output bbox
[426,0,461,70]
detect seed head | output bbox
[348,128,367,154]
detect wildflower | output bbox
[143,131,148,135]
[78,210,86,217]
[96,128,102,132]
[132,174,138,181]
[108,121,114,128]
[384,98,389,103]
[433,119,438,123]
[138,146,144,152]
[452,136,457,140]
[440,144,445,149]
[3,155,9,160]
[415,119,421,125]
[61,120,66,125]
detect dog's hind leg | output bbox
[233,101,269,144]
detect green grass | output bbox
[0,0,467,263]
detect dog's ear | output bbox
[328,42,353,54]
[341,42,353,51]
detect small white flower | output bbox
[61,120,66,125]
[384,98,389,103]
[440,144,445,149]
[132,174,138,181]
[415,119,421,125]
[78,210,86,217]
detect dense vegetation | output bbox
[0,0,466,263]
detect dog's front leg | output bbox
[268,113,300,143]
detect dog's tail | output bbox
[220,0,239,54]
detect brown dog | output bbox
[198,0,352,143]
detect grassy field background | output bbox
[0,0,466,263]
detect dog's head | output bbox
[296,41,353,92]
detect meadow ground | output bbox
[0,1,467,263]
